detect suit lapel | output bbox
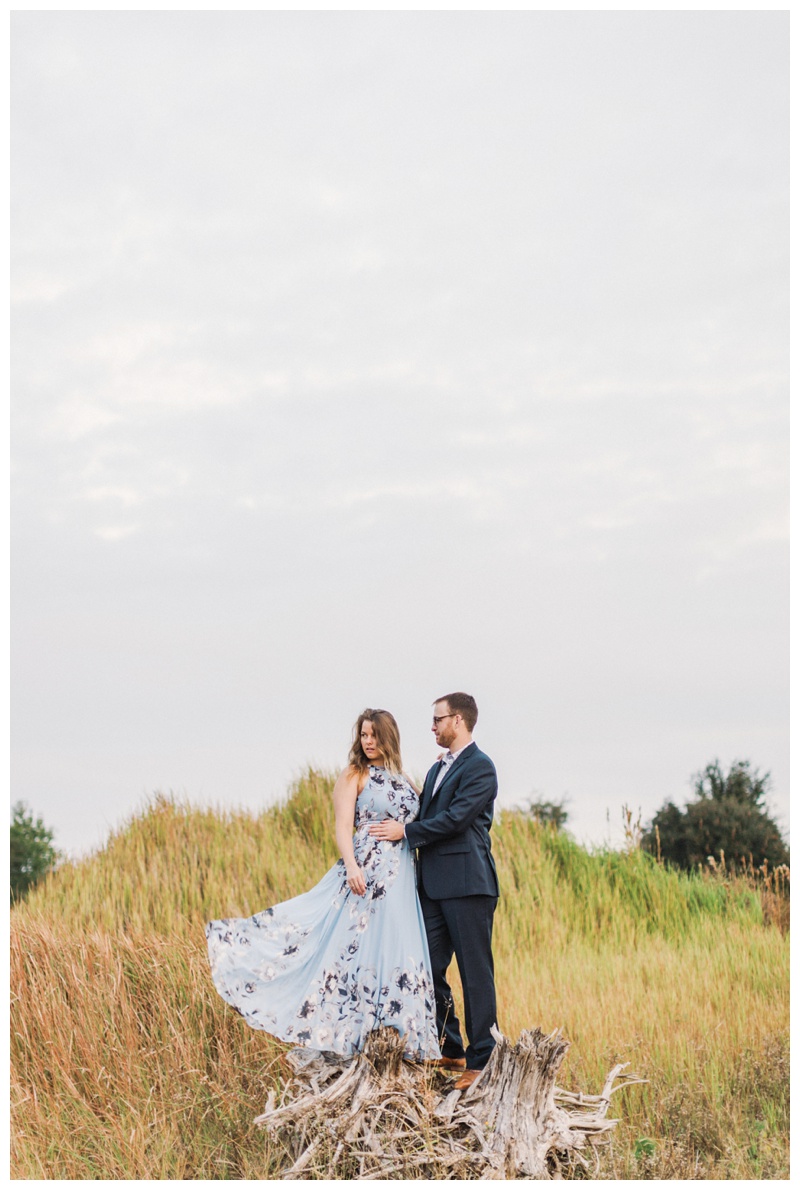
[420,762,442,817]
[422,742,476,813]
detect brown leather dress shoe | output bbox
[454,1068,483,1092]
[426,1055,467,1071]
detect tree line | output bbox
[524,757,788,871]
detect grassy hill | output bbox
[11,770,789,1178]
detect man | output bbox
[369,692,499,1091]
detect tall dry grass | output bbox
[11,770,789,1178]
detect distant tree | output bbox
[10,801,60,904]
[519,796,569,831]
[642,760,789,872]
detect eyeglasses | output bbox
[432,713,458,725]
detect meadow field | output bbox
[11,770,789,1179]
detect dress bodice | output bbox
[354,767,420,829]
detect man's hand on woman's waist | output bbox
[368,820,405,841]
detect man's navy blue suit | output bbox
[404,741,499,1070]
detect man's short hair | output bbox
[435,692,478,732]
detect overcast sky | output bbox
[11,10,788,860]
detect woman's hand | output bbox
[346,864,366,896]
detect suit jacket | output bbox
[404,741,499,900]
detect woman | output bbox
[205,709,440,1060]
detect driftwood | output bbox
[255,1025,645,1179]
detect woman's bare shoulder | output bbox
[334,764,365,794]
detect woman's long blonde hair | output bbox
[348,708,403,775]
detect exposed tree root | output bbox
[255,1025,645,1179]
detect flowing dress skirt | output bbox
[206,767,440,1060]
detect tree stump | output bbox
[255,1025,644,1179]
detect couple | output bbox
[206,692,499,1091]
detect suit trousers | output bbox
[419,887,498,1070]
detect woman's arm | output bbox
[333,766,366,895]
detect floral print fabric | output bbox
[205,767,440,1060]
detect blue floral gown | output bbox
[206,767,441,1060]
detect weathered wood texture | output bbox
[255,1025,644,1179]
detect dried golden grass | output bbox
[11,771,789,1178]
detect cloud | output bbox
[81,485,143,508]
[93,523,141,542]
